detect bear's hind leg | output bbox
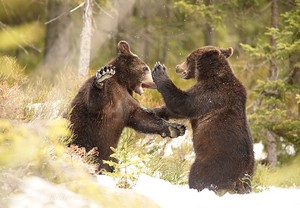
[188,159,207,192]
[188,158,239,193]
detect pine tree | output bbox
[241,3,300,163]
[103,129,152,189]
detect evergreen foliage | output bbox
[241,3,300,160]
[103,129,152,189]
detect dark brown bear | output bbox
[68,41,185,172]
[152,46,254,194]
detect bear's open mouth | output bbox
[176,67,189,79]
[179,71,189,79]
[133,72,157,96]
[134,82,156,96]
[142,82,156,89]
[142,72,157,89]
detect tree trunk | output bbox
[288,49,300,118]
[78,0,93,77]
[266,129,277,167]
[269,0,278,80]
[44,0,72,75]
[161,0,170,63]
[285,0,300,156]
[143,26,150,63]
[143,1,150,64]
[265,0,279,166]
[203,0,214,45]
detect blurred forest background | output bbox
[1,0,300,204]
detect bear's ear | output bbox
[220,47,233,58]
[117,40,132,55]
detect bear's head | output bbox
[176,46,233,81]
[110,40,156,95]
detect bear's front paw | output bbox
[152,62,170,84]
[168,123,186,138]
[95,65,116,87]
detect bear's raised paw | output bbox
[152,62,170,86]
[95,65,116,87]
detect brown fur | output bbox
[68,41,185,172]
[152,46,254,194]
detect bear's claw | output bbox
[153,62,166,73]
[168,123,186,138]
[152,62,169,85]
[95,65,116,87]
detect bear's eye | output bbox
[143,67,149,73]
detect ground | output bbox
[9,174,300,208]
[97,174,300,208]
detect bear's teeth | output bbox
[134,85,143,96]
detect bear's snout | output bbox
[176,61,187,74]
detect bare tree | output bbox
[203,0,215,45]
[78,0,93,77]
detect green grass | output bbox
[253,159,300,191]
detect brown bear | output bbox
[151,46,254,194]
[68,41,186,173]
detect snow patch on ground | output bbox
[10,177,99,208]
[7,175,300,208]
[97,174,300,208]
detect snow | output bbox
[253,142,266,160]
[253,141,296,161]
[97,174,300,208]
[164,133,193,157]
[10,177,99,208]
[8,174,300,208]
